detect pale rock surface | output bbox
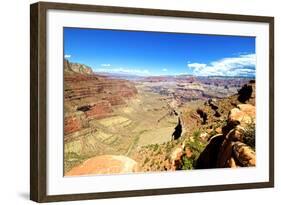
[66,155,138,176]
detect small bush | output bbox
[181,155,194,170]
[143,157,149,164]
[244,123,255,149]
[193,130,201,139]
[153,144,159,152]
[187,130,205,155]
[181,130,207,170]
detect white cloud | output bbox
[101,64,111,67]
[187,54,256,77]
[162,68,168,72]
[64,54,71,58]
[96,67,150,76]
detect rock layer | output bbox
[64,59,93,75]
[64,61,137,135]
[63,61,139,173]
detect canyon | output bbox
[63,60,256,176]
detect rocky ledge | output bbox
[65,155,138,176]
[196,103,256,168]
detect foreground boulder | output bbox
[196,104,256,169]
[232,142,256,166]
[238,83,254,103]
[196,134,225,169]
[65,155,138,176]
[229,104,255,127]
[169,146,184,170]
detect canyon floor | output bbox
[64,83,182,173]
[63,60,256,176]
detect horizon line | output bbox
[95,71,255,78]
[64,59,256,78]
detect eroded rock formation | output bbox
[196,109,208,125]
[196,103,256,169]
[229,104,256,127]
[64,59,93,75]
[65,155,138,176]
[63,60,138,173]
[64,60,137,128]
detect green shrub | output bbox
[187,130,205,155]
[244,123,255,149]
[181,130,207,170]
[193,130,201,139]
[181,155,194,170]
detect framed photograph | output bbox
[30,1,274,202]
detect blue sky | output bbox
[64,27,256,77]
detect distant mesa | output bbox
[64,59,93,75]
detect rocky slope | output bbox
[63,60,256,175]
[64,60,138,135]
[131,80,256,171]
[63,60,138,173]
[196,103,256,168]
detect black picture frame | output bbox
[30,1,274,202]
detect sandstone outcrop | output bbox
[196,103,256,169]
[64,113,84,135]
[229,104,255,127]
[65,155,138,176]
[169,146,184,169]
[232,142,256,166]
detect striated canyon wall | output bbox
[64,60,138,133]
[63,60,138,172]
